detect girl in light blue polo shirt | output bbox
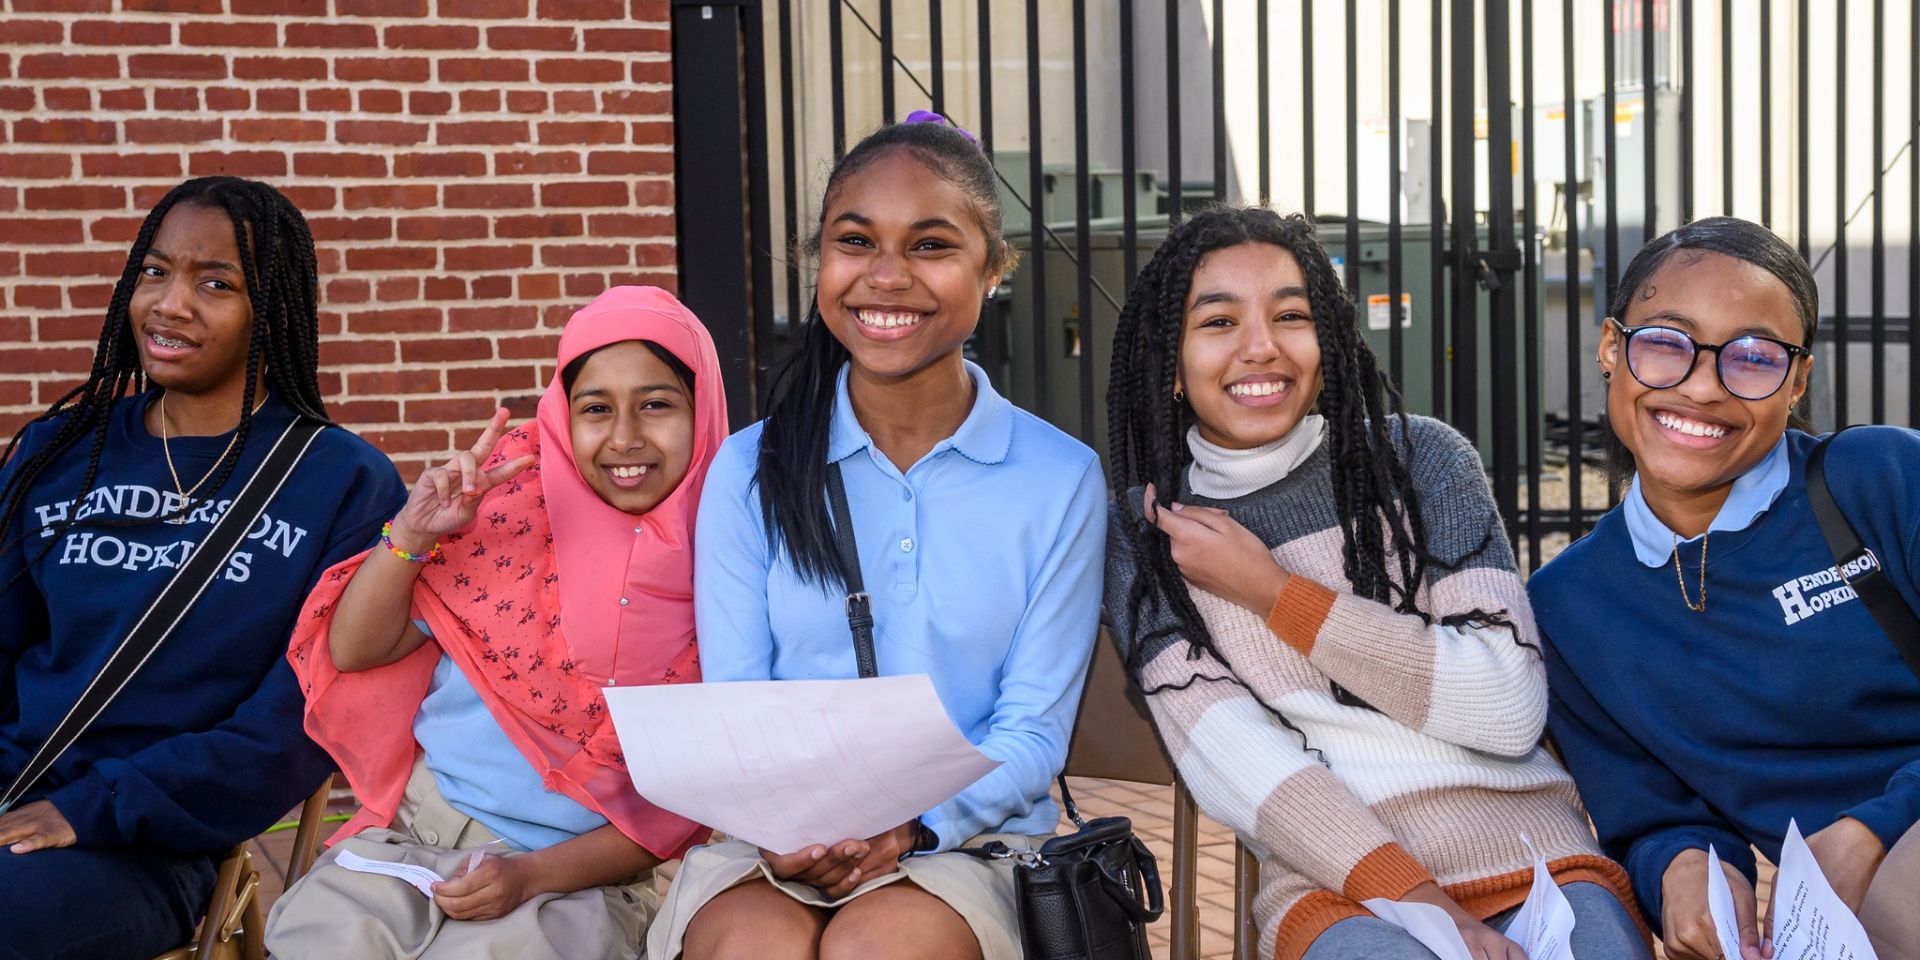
[648,116,1106,960]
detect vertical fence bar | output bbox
[1450,0,1478,441]
[1167,0,1183,223]
[1871,0,1885,422]
[1213,0,1227,200]
[1345,0,1359,293]
[1604,0,1620,305]
[976,0,993,152]
[1304,0,1317,215]
[778,0,800,374]
[1836,0,1850,426]
[929,0,944,115]
[1388,0,1404,388]
[1430,0,1446,418]
[1522,0,1542,568]
[1026,0,1048,414]
[1121,0,1138,285]
[744,0,774,416]
[1485,0,1519,531]
[1564,0,1585,538]
[1761,0,1774,225]
[1721,1,1732,213]
[1797,0,1809,259]
[1257,0,1271,205]
[1074,0,1094,444]
[879,0,896,121]
[830,0,847,158]
[1680,0,1694,223]
[1912,0,1918,429]
[1641,0,1656,241]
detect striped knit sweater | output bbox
[1103,416,1636,960]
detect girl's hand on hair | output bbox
[759,839,869,893]
[1660,848,1768,960]
[389,408,538,553]
[1144,483,1291,616]
[0,801,76,854]
[432,850,535,921]
[1397,880,1530,960]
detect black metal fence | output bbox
[674,0,1918,569]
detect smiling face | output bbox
[1601,249,1813,501]
[1177,243,1324,449]
[128,202,255,398]
[567,340,696,516]
[813,149,1003,382]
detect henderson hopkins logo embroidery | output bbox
[1772,551,1881,625]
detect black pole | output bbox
[1485,0,1520,533]
[830,0,846,158]
[1344,0,1358,293]
[1430,0,1445,418]
[1074,0,1093,443]
[1721,0,1732,213]
[1872,0,1886,422]
[1680,0,1694,223]
[743,0,774,417]
[1257,0,1270,205]
[1212,0,1226,201]
[879,0,895,122]
[976,0,992,152]
[1304,0,1316,215]
[1564,0,1585,538]
[1167,0,1183,224]
[1388,0,1404,388]
[1449,0,1477,442]
[1761,0,1773,226]
[1121,0,1138,284]
[1836,0,1851,426]
[1026,0,1048,413]
[928,0,944,115]
[1604,0,1620,305]
[778,0,800,395]
[1522,0,1542,568]
[1642,0,1656,242]
[1797,0,1810,260]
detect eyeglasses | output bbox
[1609,318,1810,401]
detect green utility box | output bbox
[993,218,1540,470]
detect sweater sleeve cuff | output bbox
[1265,577,1338,656]
[1341,842,1435,903]
[1841,770,1920,853]
[41,768,124,848]
[1627,826,1753,928]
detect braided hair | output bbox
[756,121,1013,587]
[1108,207,1510,703]
[0,177,330,573]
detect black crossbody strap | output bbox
[826,462,876,679]
[0,417,326,813]
[1806,429,1920,681]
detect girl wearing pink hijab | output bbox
[266,287,727,960]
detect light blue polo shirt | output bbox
[693,361,1106,851]
[1622,435,1791,566]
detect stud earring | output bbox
[1602,371,1612,381]
[1173,388,1186,403]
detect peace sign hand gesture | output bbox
[386,408,537,555]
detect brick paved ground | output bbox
[245,776,1774,959]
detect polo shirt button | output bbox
[901,489,911,501]
[899,538,914,552]
[421,830,440,845]
[619,597,629,606]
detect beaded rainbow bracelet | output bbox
[381,521,442,563]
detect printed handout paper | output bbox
[332,849,444,899]
[1706,844,1750,960]
[1358,897,1475,960]
[605,674,1001,855]
[1768,820,1880,960]
[1505,835,1577,960]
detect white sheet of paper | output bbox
[333,849,443,898]
[1506,835,1577,960]
[1769,820,1880,960]
[605,674,1001,855]
[1706,844,1751,960]
[1359,898,1474,960]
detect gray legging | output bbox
[1302,881,1651,960]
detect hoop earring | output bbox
[1173,388,1186,403]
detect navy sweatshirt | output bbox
[0,391,404,852]
[1530,427,1920,925]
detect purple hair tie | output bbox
[904,109,983,151]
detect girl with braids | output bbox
[0,176,403,958]
[649,114,1104,960]
[1530,218,1920,960]
[1102,206,1647,960]
[266,286,726,959]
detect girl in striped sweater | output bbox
[1102,207,1649,960]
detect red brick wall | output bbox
[0,0,677,479]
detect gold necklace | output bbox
[159,391,268,499]
[1672,532,1709,613]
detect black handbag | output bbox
[1806,428,1920,679]
[825,462,1166,960]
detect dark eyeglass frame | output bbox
[1608,317,1811,401]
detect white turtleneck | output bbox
[1184,414,1325,499]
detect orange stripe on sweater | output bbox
[1447,854,1650,943]
[1265,577,1338,655]
[1342,842,1436,903]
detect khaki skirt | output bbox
[265,758,658,960]
[646,834,1047,960]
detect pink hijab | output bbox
[289,287,728,857]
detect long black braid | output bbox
[0,177,331,584]
[756,121,1012,587]
[1107,207,1514,740]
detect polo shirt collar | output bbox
[826,360,1013,466]
[1623,433,1791,566]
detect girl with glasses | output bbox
[1529,216,1920,960]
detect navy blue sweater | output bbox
[1530,427,1920,925]
[0,392,404,852]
